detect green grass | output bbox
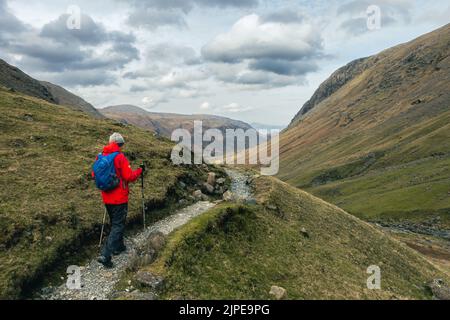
[0,87,211,298]
[143,176,449,300]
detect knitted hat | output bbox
[109,132,125,145]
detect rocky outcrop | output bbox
[288,57,373,128]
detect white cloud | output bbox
[220,102,253,113]
[200,101,211,110]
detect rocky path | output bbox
[40,169,252,300]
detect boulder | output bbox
[207,172,216,186]
[135,271,165,290]
[216,178,226,185]
[269,286,287,300]
[202,182,215,195]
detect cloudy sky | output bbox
[1,0,449,125]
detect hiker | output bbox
[92,132,144,268]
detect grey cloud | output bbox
[129,84,148,92]
[1,2,139,88]
[126,0,258,13]
[249,59,318,76]
[202,13,323,88]
[261,9,305,24]
[337,0,412,35]
[46,69,117,87]
[126,9,187,30]
[123,0,259,29]
[340,15,397,36]
[40,14,108,45]
[146,43,201,65]
[0,0,27,33]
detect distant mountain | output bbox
[0,58,103,118]
[279,23,450,227]
[101,105,254,139]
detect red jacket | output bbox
[92,143,142,205]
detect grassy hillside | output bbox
[0,87,208,298]
[141,175,449,300]
[279,24,450,227]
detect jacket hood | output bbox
[103,142,121,154]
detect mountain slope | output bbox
[279,24,450,227]
[40,81,103,119]
[101,105,253,138]
[139,176,449,300]
[0,87,211,298]
[0,58,103,118]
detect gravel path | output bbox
[40,169,252,300]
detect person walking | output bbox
[92,133,144,268]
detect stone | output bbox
[223,191,234,201]
[216,178,226,185]
[135,271,164,290]
[269,286,287,300]
[178,181,186,189]
[193,190,203,199]
[45,236,53,242]
[300,228,310,238]
[207,172,216,186]
[428,279,450,300]
[202,182,215,195]
[148,232,166,252]
[201,193,210,201]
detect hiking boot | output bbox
[97,255,113,269]
[113,245,127,256]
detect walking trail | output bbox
[41,169,252,300]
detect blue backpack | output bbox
[93,152,121,191]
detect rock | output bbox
[216,178,226,185]
[214,186,224,195]
[223,191,234,201]
[202,183,215,195]
[300,228,310,238]
[245,198,257,205]
[193,190,203,199]
[23,113,34,122]
[45,236,53,242]
[207,172,216,186]
[266,204,278,211]
[269,286,287,300]
[178,199,187,205]
[178,181,186,189]
[428,279,450,300]
[135,271,164,290]
[113,290,157,300]
[148,232,166,252]
[201,193,210,201]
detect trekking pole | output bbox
[99,207,107,247]
[141,171,146,230]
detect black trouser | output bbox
[101,203,128,260]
